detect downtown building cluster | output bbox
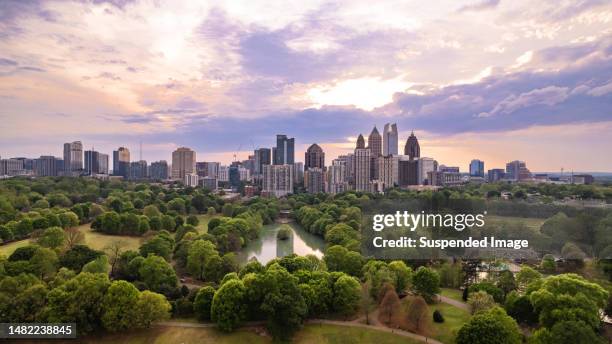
[0,126,595,194]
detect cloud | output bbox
[478,86,570,117]
[587,81,612,96]
[457,0,500,13]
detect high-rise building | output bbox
[172,147,196,181]
[367,126,382,157]
[404,132,420,160]
[14,158,34,172]
[254,148,271,175]
[200,177,218,190]
[229,165,241,188]
[242,155,256,175]
[84,150,109,175]
[150,161,169,180]
[196,162,220,178]
[356,134,365,149]
[0,158,24,176]
[293,162,304,184]
[487,168,505,182]
[335,154,354,186]
[63,141,83,174]
[377,155,398,190]
[505,160,531,181]
[304,167,325,194]
[262,164,294,197]
[354,147,371,192]
[273,134,295,165]
[113,147,130,178]
[184,173,199,187]
[34,156,62,177]
[327,160,349,194]
[130,160,148,179]
[196,162,208,178]
[383,123,398,156]
[305,143,325,170]
[398,157,418,186]
[428,171,463,186]
[418,157,437,185]
[469,159,485,177]
[439,165,460,173]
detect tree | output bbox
[360,280,375,325]
[30,247,58,280]
[531,320,604,344]
[412,266,440,303]
[60,245,102,272]
[101,280,139,331]
[332,275,361,318]
[468,291,496,314]
[64,227,84,249]
[104,240,126,277]
[504,291,537,325]
[469,282,504,303]
[406,296,430,334]
[211,279,246,331]
[37,226,66,249]
[193,286,216,321]
[496,270,516,296]
[187,240,218,280]
[456,307,521,344]
[323,245,363,276]
[515,266,542,293]
[139,235,173,261]
[135,290,171,327]
[46,272,111,333]
[58,211,79,229]
[540,254,556,273]
[379,287,401,324]
[138,254,177,293]
[143,205,161,219]
[388,260,412,293]
[82,255,110,274]
[259,264,308,340]
[186,215,199,226]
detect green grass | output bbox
[485,215,545,231]
[430,302,471,344]
[294,324,421,344]
[0,238,31,256]
[440,288,464,303]
[6,326,269,344]
[6,324,420,344]
[196,214,215,233]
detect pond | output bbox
[236,222,326,266]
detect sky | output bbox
[0,0,611,172]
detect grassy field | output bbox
[485,215,545,231]
[7,324,420,344]
[430,302,471,344]
[0,215,217,257]
[440,288,464,303]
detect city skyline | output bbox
[1,1,611,171]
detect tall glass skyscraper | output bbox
[383,123,398,156]
[273,134,295,165]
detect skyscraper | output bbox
[84,150,109,175]
[254,148,271,175]
[305,143,325,170]
[377,155,398,190]
[383,123,398,156]
[262,164,294,197]
[356,134,365,149]
[469,159,485,177]
[354,147,371,192]
[34,156,62,177]
[398,156,418,186]
[487,168,505,182]
[129,160,148,179]
[417,157,436,185]
[113,147,130,178]
[63,141,83,173]
[304,167,324,194]
[505,160,532,181]
[150,160,169,180]
[327,160,349,194]
[273,134,295,165]
[404,132,420,160]
[367,126,382,157]
[172,147,196,181]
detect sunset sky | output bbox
[1,0,611,172]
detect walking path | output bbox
[437,294,471,312]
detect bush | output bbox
[277,226,291,240]
[433,309,444,323]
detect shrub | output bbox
[433,310,444,323]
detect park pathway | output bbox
[437,294,471,312]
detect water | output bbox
[235,222,326,265]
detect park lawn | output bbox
[294,324,422,344]
[196,214,216,233]
[440,288,464,303]
[0,238,31,256]
[429,302,471,344]
[485,215,545,231]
